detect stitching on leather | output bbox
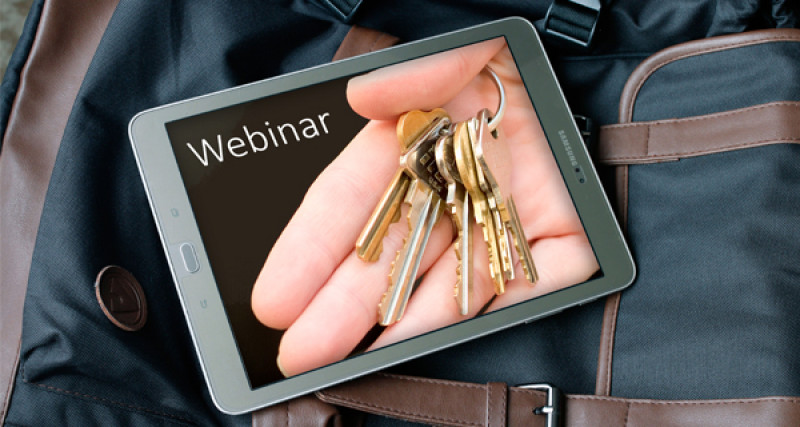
[20,366,193,424]
[376,373,487,390]
[488,383,495,426]
[501,385,507,426]
[625,36,800,121]
[566,395,800,405]
[610,102,800,131]
[623,401,631,427]
[610,137,800,161]
[599,293,622,396]
[321,374,492,425]
[602,102,800,162]
[487,383,507,427]
[621,166,628,227]
[321,392,480,426]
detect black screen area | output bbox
[166,76,368,387]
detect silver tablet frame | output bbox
[129,17,634,414]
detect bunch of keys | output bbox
[355,68,538,326]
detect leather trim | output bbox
[595,292,621,396]
[318,373,552,427]
[319,373,800,426]
[252,395,343,427]
[332,25,400,62]
[615,166,628,228]
[0,0,119,420]
[597,101,800,165]
[486,382,508,427]
[619,29,800,122]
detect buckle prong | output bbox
[519,383,562,427]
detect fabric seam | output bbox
[20,366,195,425]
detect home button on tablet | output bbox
[180,242,200,273]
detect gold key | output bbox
[378,114,451,325]
[469,108,538,284]
[435,131,473,315]
[454,121,506,295]
[468,117,515,283]
[356,109,449,262]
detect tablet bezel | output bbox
[129,17,634,414]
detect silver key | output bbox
[378,117,450,326]
[436,132,473,315]
[357,109,449,262]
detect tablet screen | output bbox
[164,36,602,390]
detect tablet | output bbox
[129,17,634,414]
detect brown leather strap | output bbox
[619,29,800,123]
[594,292,621,396]
[319,373,800,426]
[332,25,400,62]
[318,374,552,426]
[0,0,119,421]
[596,101,800,165]
[252,395,343,427]
[486,382,509,427]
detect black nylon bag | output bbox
[2,1,799,425]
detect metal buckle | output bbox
[543,0,602,48]
[519,383,563,427]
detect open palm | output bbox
[251,39,598,376]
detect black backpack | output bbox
[2,1,799,425]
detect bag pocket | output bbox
[596,29,800,400]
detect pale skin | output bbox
[251,38,599,377]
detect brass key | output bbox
[356,109,449,262]
[378,115,451,325]
[470,109,538,284]
[467,117,515,283]
[454,121,506,295]
[435,131,473,315]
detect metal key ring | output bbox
[485,67,506,132]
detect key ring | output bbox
[485,67,506,132]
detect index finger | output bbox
[251,120,398,329]
[347,38,506,120]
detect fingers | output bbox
[488,233,599,312]
[369,230,598,349]
[368,222,497,349]
[276,212,455,376]
[252,120,399,329]
[347,38,506,121]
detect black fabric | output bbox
[5,1,351,425]
[312,0,364,22]
[2,0,799,425]
[619,144,800,400]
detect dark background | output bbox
[166,75,368,388]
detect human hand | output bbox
[251,38,598,377]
